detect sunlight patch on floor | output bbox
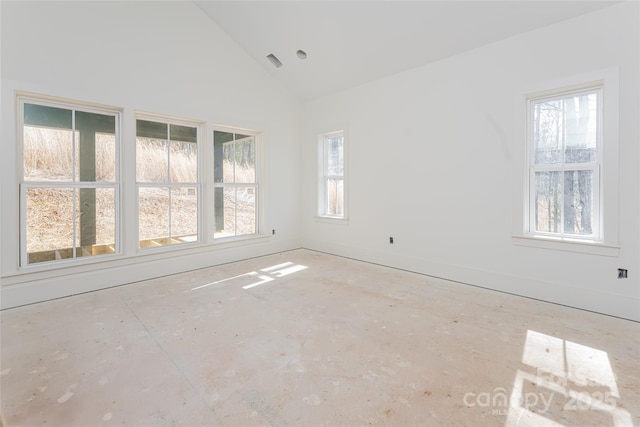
[505,330,631,426]
[186,262,308,292]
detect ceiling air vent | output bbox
[266,53,283,68]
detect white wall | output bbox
[301,2,640,321]
[0,1,302,308]
[2,2,638,321]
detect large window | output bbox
[318,131,345,218]
[527,87,601,240]
[16,95,267,274]
[214,128,259,239]
[20,98,120,265]
[136,118,199,248]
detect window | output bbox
[136,118,199,248]
[20,98,120,265]
[319,131,345,218]
[527,87,601,240]
[214,128,259,239]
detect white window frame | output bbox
[213,126,261,240]
[18,94,122,267]
[527,87,602,240]
[318,130,347,220]
[513,69,620,257]
[135,113,203,251]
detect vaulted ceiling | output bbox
[194,1,618,101]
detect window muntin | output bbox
[20,100,120,265]
[528,88,601,239]
[136,118,199,248]
[319,132,345,218]
[214,129,258,239]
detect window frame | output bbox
[213,125,261,240]
[526,86,603,241]
[513,68,620,257]
[318,130,347,220]
[135,113,203,251]
[18,94,122,267]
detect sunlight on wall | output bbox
[187,262,308,292]
[505,330,631,426]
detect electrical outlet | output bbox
[618,268,628,279]
[389,237,394,244]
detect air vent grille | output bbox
[266,53,282,68]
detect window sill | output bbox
[7,234,272,280]
[314,216,349,225]
[512,235,619,257]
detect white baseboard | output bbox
[1,238,301,310]
[302,239,640,322]
[5,237,637,322]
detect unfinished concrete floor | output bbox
[1,249,639,426]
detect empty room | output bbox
[1,1,639,426]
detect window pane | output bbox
[564,170,593,235]
[139,187,170,247]
[214,129,259,239]
[564,93,597,164]
[533,92,598,165]
[169,124,197,143]
[137,119,168,140]
[23,104,73,181]
[137,120,169,183]
[326,178,344,216]
[168,123,198,183]
[327,136,344,175]
[21,100,120,265]
[24,103,72,128]
[235,137,256,183]
[215,187,237,238]
[23,107,117,183]
[214,187,224,233]
[236,186,256,235]
[137,119,200,248]
[534,171,562,233]
[26,188,74,263]
[77,188,95,248]
[76,188,116,257]
[170,187,198,243]
[214,186,256,238]
[24,126,74,182]
[136,137,168,182]
[222,143,234,182]
[214,130,234,183]
[214,132,255,184]
[96,133,116,182]
[75,111,116,182]
[533,100,563,164]
[95,188,116,248]
[169,141,197,183]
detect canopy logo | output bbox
[463,387,554,415]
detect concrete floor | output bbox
[1,249,639,426]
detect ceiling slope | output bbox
[195,1,619,101]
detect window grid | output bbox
[319,131,345,218]
[16,93,269,274]
[19,97,121,266]
[214,129,259,239]
[527,87,602,240]
[136,118,200,249]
